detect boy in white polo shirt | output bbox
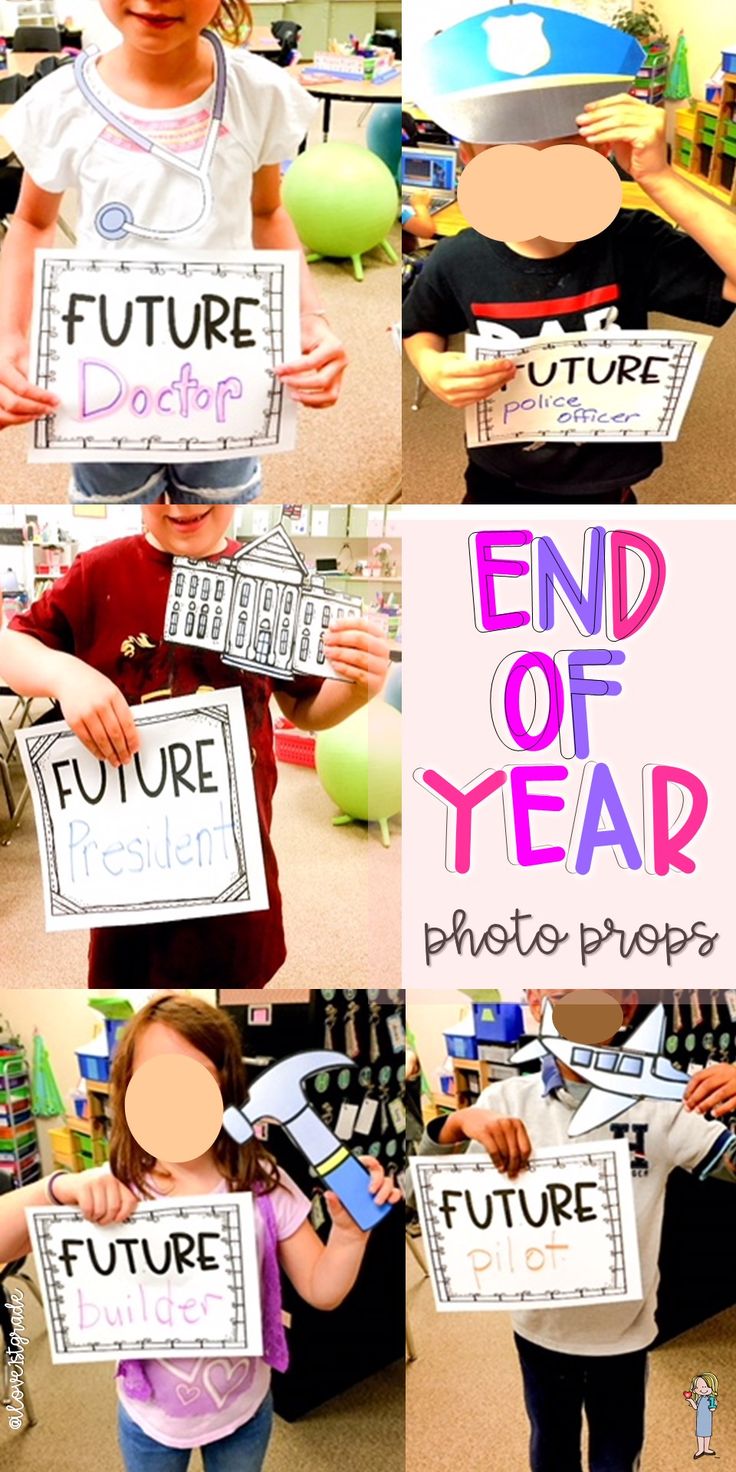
[419,989,736,1472]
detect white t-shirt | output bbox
[3,48,318,254]
[423,1074,731,1357]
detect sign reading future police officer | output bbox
[28,250,300,462]
[411,1142,642,1311]
[26,1194,263,1363]
[17,689,268,931]
[466,331,712,446]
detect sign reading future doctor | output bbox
[165,523,362,681]
[26,1194,262,1363]
[466,332,712,447]
[411,1141,642,1312]
[17,689,268,931]
[28,250,300,463]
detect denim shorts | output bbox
[70,458,262,505]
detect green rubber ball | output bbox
[283,142,398,259]
[315,700,402,822]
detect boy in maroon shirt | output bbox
[0,505,389,986]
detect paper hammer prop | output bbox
[223,1051,393,1232]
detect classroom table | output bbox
[247,25,280,55]
[297,63,402,142]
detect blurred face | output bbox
[460,135,609,161]
[143,504,233,557]
[127,1020,223,1164]
[100,0,220,51]
[527,989,638,1045]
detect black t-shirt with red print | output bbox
[402,208,734,493]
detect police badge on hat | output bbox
[417,4,645,145]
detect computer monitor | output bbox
[400,145,458,200]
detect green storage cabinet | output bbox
[293,2,330,59]
[250,3,285,25]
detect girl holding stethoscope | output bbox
[0,0,347,502]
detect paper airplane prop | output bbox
[417,5,645,144]
[164,523,361,681]
[510,1001,687,1137]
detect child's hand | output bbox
[421,350,517,408]
[323,616,390,697]
[0,333,60,428]
[53,1167,138,1224]
[324,1157,402,1237]
[684,1063,736,1118]
[576,94,668,185]
[454,1107,532,1178]
[276,315,348,407]
[54,658,140,767]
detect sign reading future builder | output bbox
[17,689,268,931]
[411,1142,642,1311]
[28,251,300,462]
[27,1194,263,1363]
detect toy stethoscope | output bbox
[73,28,226,242]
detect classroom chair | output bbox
[12,25,61,51]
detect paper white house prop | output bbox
[17,689,268,931]
[511,1002,687,1137]
[165,524,362,681]
[28,250,300,463]
[416,5,645,144]
[26,1193,263,1363]
[411,1141,642,1311]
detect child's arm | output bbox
[0,1168,138,1261]
[0,628,139,766]
[436,1107,532,1179]
[578,96,736,299]
[273,617,390,730]
[251,163,348,407]
[404,330,517,407]
[684,1063,736,1118]
[278,1157,401,1310]
[0,173,62,427]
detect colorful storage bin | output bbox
[443,1030,478,1060]
[75,1049,110,1083]
[473,1002,524,1043]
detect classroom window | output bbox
[595,1052,618,1072]
[617,1055,644,1077]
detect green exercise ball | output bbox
[283,142,398,264]
[315,700,401,848]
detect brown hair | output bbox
[211,1,253,46]
[109,993,278,1200]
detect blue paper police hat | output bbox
[417,5,645,144]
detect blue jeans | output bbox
[514,1333,648,1472]
[70,458,262,504]
[118,1392,273,1472]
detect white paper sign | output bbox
[411,1141,642,1311]
[17,689,268,931]
[28,250,300,462]
[465,330,712,446]
[26,1193,263,1363]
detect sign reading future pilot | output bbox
[28,250,300,463]
[17,689,268,931]
[27,1194,262,1363]
[411,1141,642,1312]
[466,331,711,446]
